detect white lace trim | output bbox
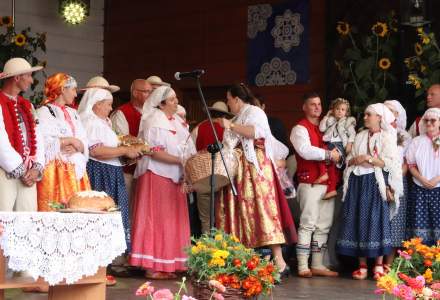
[255,57,297,87]
[247,4,273,39]
[271,9,304,52]
[131,253,187,264]
[0,212,126,285]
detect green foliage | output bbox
[335,12,399,114]
[405,28,440,105]
[186,229,278,297]
[0,17,47,104]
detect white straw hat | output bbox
[0,57,43,79]
[146,75,170,87]
[208,101,234,117]
[82,76,120,93]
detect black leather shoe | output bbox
[275,265,290,284]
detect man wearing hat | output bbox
[0,57,45,212]
[191,101,234,233]
[146,75,170,89]
[110,78,152,234]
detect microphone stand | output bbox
[194,76,237,230]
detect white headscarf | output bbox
[384,100,407,131]
[419,108,440,135]
[77,88,113,122]
[138,85,176,137]
[366,103,395,132]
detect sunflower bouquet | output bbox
[186,230,279,299]
[375,238,440,299]
[0,16,47,103]
[405,27,440,105]
[334,12,399,114]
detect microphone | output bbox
[174,69,205,80]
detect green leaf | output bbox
[355,58,374,80]
[430,69,440,83]
[376,87,388,100]
[415,88,425,97]
[344,48,362,61]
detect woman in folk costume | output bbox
[406,108,440,246]
[336,103,403,280]
[217,83,296,278]
[383,100,411,270]
[78,88,142,251]
[36,73,90,211]
[130,86,195,279]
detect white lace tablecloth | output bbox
[0,212,127,285]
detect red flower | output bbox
[266,263,274,273]
[246,260,256,270]
[425,260,433,267]
[232,258,242,267]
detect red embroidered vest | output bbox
[294,118,326,184]
[118,102,142,137]
[117,102,142,174]
[195,120,225,151]
[0,92,37,160]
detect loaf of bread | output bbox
[68,191,116,211]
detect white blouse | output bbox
[223,104,273,174]
[82,114,122,167]
[135,110,194,183]
[406,134,440,188]
[37,104,89,179]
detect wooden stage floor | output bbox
[5,273,378,300]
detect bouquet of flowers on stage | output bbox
[375,238,440,299]
[186,230,279,299]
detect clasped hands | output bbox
[61,137,84,155]
[420,175,440,190]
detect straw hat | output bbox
[208,101,234,117]
[146,75,170,87]
[82,76,120,93]
[0,57,43,79]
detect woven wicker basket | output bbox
[185,149,241,194]
[191,279,256,300]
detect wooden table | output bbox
[0,250,106,300]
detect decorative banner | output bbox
[247,0,309,86]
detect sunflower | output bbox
[408,74,422,90]
[336,21,350,36]
[378,58,391,70]
[14,33,26,47]
[1,16,13,27]
[372,22,388,37]
[415,43,423,56]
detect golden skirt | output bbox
[37,160,91,211]
[216,147,287,248]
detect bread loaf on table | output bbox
[68,191,116,211]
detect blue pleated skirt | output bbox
[390,177,408,247]
[406,183,440,246]
[86,159,131,251]
[336,172,392,257]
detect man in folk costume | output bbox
[0,57,45,212]
[290,92,340,278]
[110,79,152,204]
[408,84,440,137]
[190,101,234,233]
